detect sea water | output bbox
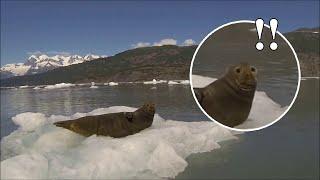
[0,79,318,179]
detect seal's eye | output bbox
[235,67,241,73]
[251,67,256,72]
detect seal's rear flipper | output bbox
[193,88,203,105]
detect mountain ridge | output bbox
[0,27,319,87]
[0,54,106,79]
[0,45,195,86]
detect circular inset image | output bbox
[190,20,300,131]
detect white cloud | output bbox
[27,51,42,55]
[153,38,177,46]
[131,42,151,48]
[182,39,196,46]
[131,38,196,49]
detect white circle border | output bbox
[189,20,301,132]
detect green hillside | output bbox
[0,45,195,86]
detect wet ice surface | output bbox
[1,106,237,179]
[192,75,287,129]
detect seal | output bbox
[54,102,155,138]
[194,63,257,127]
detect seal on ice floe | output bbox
[54,103,155,137]
[194,63,257,127]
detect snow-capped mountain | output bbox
[1,54,106,79]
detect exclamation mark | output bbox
[269,18,278,50]
[255,18,264,51]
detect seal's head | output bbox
[225,62,257,92]
[141,102,156,115]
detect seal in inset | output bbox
[194,63,257,127]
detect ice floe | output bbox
[89,82,98,89]
[179,80,190,85]
[168,81,180,85]
[191,74,287,129]
[0,87,17,89]
[103,82,119,86]
[33,86,41,90]
[168,80,190,85]
[301,76,319,80]
[143,79,167,85]
[1,106,237,179]
[44,83,75,89]
[108,82,119,86]
[19,85,30,89]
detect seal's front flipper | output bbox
[194,88,203,105]
[125,112,134,122]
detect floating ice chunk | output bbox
[19,85,29,89]
[1,86,18,90]
[103,82,119,86]
[179,80,190,85]
[168,80,190,85]
[44,83,75,89]
[301,76,319,80]
[168,81,180,85]
[1,153,48,180]
[192,74,287,129]
[109,82,119,86]
[1,106,237,179]
[90,82,98,88]
[12,112,47,132]
[144,79,167,84]
[33,86,41,90]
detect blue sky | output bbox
[1,1,319,65]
